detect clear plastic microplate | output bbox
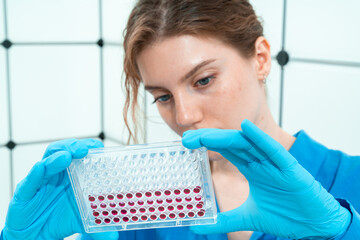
[67,141,217,233]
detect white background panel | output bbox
[251,0,284,55]
[7,0,99,42]
[145,92,181,144]
[10,45,101,142]
[0,48,8,144]
[266,61,281,124]
[0,148,11,230]
[0,0,4,41]
[102,0,137,43]
[282,62,360,156]
[12,143,48,191]
[103,139,124,148]
[286,0,360,62]
[103,46,128,144]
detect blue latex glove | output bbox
[1,139,119,240]
[182,120,351,239]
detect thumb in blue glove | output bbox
[182,119,351,239]
[1,138,119,240]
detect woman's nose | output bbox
[174,96,203,128]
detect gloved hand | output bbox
[1,139,119,240]
[182,119,351,239]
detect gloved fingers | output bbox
[182,129,251,166]
[62,187,87,235]
[42,150,72,179]
[14,151,72,202]
[42,138,102,159]
[182,129,219,149]
[241,119,297,170]
[183,128,267,165]
[80,138,104,149]
[13,161,45,202]
[219,150,249,168]
[190,205,252,235]
[89,231,119,240]
[183,129,251,149]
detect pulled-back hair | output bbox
[123,0,263,143]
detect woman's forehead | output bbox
[137,35,232,82]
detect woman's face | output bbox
[137,35,269,138]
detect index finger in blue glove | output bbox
[182,128,267,164]
[182,129,215,149]
[42,138,103,159]
[14,150,71,202]
[81,138,104,149]
[241,119,296,169]
[182,129,251,150]
[42,150,74,179]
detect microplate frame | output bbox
[67,141,217,233]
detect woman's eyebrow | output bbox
[182,59,216,81]
[144,85,166,92]
[144,59,216,91]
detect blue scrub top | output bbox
[80,131,360,240]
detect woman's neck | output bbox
[255,108,296,151]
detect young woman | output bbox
[1,1,359,240]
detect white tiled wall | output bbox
[104,139,125,148]
[286,0,360,62]
[251,0,284,56]
[1,0,360,237]
[102,0,137,43]
[10,45,101,143]
[103,46,128,143]
[284,0,360,155]
[282,62,360,156]
[0,48,8,145]
[7,0,99,42]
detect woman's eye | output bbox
[152,94,172,104]
[196,76,214,86]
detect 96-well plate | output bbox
[67,141,217,233]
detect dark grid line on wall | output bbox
[12,42,96,46]
[292,58,360,68]
[5,50,14,197]
[2,0,8,37]
[98,0,105,140]
[277,0,288,128]
[3,0,14,197]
